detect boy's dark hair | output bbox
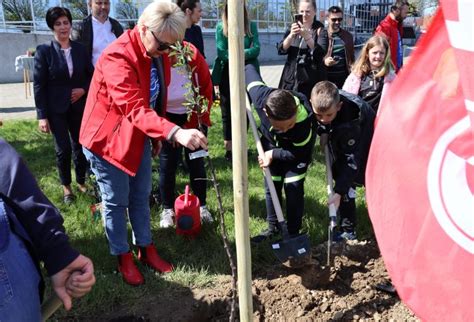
[46,7,72,30]
[327,6,342,14]
[176,0,200,13]
[310,81,340,113]
[391,0,408,12]
[265,90,297,121]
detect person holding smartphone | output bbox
[277,0,328,100]
[322,6,355,88]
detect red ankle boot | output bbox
[117,252,144,286]
[138,244,173,274]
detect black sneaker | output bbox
[333,231,357,242]
[251,227,279,244]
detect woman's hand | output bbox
[71,88,86,104]
[151,139,162,158]
[38,119,50,133]
[173,129,208,151]
[289,22,301,38]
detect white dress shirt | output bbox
[91,16,118,66]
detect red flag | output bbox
[365,1,474,320]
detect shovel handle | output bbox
[323,141,337,220]
[41,294,62,322]
[324,139,337,266]
[245,96,287,227]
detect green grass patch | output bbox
[0,110,373,318]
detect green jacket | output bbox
[211,20,260,85]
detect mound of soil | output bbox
[100,240,418,321]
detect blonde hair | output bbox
[310,81,340,113]
[351,35,392,78]
[221,1,252,37]
[138,1,186,42]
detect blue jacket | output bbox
[0,139,79,277]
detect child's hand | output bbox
[328,193,341,211]
[258,150,273,168]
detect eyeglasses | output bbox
[148,29,172,51]
[331,18,343,22]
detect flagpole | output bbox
[227,0,253,320]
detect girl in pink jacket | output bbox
[342,35,395,114]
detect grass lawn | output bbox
[0,109,373,318]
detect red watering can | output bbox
[174,185,201,237]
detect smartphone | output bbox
[294,14,303,24]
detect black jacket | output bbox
[317,91,375,195]
[73,15,124,62]
[33,40,93,119]
[277,20,328,99]
[246,64,316,164]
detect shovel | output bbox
[41,295,62,322]
[323,137,338,266]
[245,97,311,268]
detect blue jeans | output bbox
[83,141,152,255]
[0,200,41,322]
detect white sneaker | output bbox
[160,208,175,228]
[200,206,213,223]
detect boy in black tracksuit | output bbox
[245,64,316,242]
[310,81,375,240]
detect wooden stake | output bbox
[228,0,253,320]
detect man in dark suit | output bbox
[73,0,123,66]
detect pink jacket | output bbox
[342,71,395,105]
[343,71,395,129]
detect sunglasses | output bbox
[148,29,172,51]
[331,18,343,22]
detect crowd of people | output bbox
[0,0,410,318]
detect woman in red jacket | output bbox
[79,1,207,286]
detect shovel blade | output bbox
[271,233,311,268]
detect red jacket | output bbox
[179,42,213,129]
[80,27,178,176]
[375,15,403,72]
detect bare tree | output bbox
[3,0,47,21]
[116,0,137,29]
[64,0,88,19]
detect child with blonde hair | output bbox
[343,34,395,113]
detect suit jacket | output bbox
[73,15,124,62]
[33,40,93,119]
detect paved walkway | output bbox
[0,64,284,120]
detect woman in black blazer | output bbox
[34,7,93,203]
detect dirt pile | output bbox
[100,239,419,321]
